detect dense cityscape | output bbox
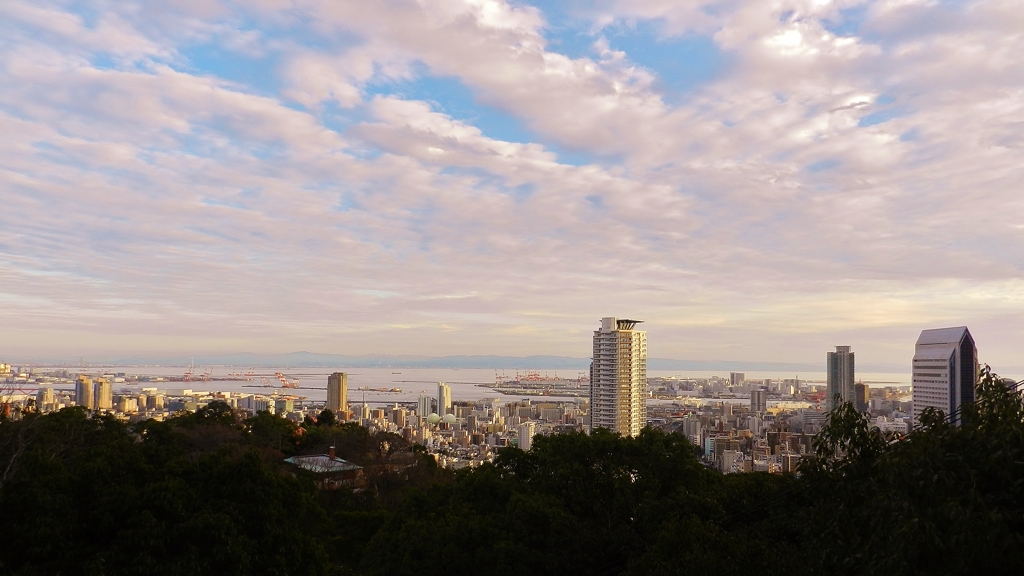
[0,318,985,479]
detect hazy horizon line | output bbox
[1,351,947,374]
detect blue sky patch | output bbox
[90,54,119,70]
[900,128,921,142]
[602,24,730,101]
[180,43,284,97]
[201,197,250,211]
[363,70,597,166]
[532,10,731,103]
[822,4,870,37]
[544,145,597,167]
[336,193,360,212]
[859,107,909,127]
[807,159,840,172]
[366,71,536,145]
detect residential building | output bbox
[417,392,432,420]
[751,388,767,413]
[94,377,113,411]
[518,421,536,451]
[912,327,978,425]
[75,376,93,410]
[826,346,855,411]
[589,317,647,437]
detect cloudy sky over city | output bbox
[1,0,1022,366]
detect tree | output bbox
[798,366,1024,575]
[245,410,299,453]
[317,409,336,427]
[0,407,333,575]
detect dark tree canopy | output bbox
[1,367,1021,575]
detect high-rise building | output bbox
[327,373,348,414]
[751,388,767,413]
[730,372,745,388]
[417,392,433,419]
[854,382,869,413]
[437,382,452,416]
[518,421,536,451]
[75,376,93,410]
[36,387,55,410]
[912,327,978,425]
[826,346,855,411]
[94,378,112,411]
[392,407,407,428]
[589,317,647,437]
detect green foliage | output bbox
[244,410,300,453]
[0,408,330,575]
[297,422,369,462]
[193,400,238,425]
[318,409,337,427]
[360,428,795,576]
[799,366,1024,575]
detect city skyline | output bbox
[1,1,1022,367]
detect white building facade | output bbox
[912,326,978,426]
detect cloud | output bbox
[0,0,1022,368]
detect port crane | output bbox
[275,372,300,389]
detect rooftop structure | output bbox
[284,454,362,474]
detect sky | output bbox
[0,0,1022,368]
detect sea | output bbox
[32,366,914,405]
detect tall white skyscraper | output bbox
[589,317,647,437]
[912,327,978,425]
[437,382,451,416]
[826,346,855,411]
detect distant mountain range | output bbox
[20,351,911,373]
